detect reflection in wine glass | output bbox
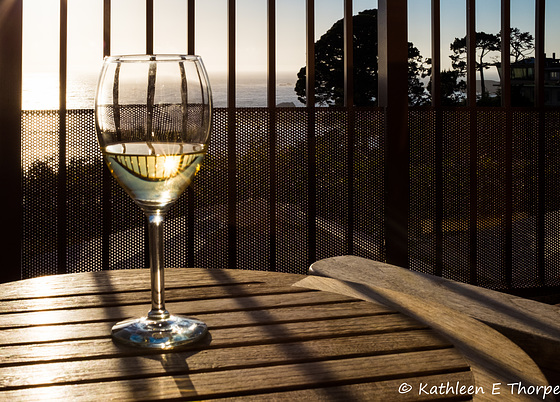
[95,54,212,349]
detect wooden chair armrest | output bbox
[307,255,560,381]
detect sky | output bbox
[22,0,560,106]
[23,0,378,75]
[410,0,560,77]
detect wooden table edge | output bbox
[293,275,553,402]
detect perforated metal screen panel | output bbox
[409,109,436,272]
[544,111,560,286]
[512,111,539,286]
[192,108,229,269]
[66,110,103,273]
[441,110,471,283]
[22,110,59,278]
[20,107,560,290]
[236,109,272,271]
[275,108,309,273]
[476,110,507,288]
[352,108,385,261]
[314,109,349,261]
[408,108,560,291]
[22,107,385,278]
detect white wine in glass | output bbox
[95,55,212,349]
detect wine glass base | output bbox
[111,315,208,349]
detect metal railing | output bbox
[1,0,560,295]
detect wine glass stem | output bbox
[145,210,170,321]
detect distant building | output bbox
[496,53,560,106]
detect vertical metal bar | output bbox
[102,0,112,270]
[0,0,22,282]
[58,0,68,275]
[267,0,277,271]
[187,0,195,54]
[144,0,154,268]
[502,0,513,288]
[344,0,354,256]
[146,0,154,54]
[306,0,317,267]
[186,0,195,267]
[267,0,276,109]
[500,0,511,108]
[227,0,237,269]
[535,0,545,284]
[103,0,111,57]
[535,0,545,108]
[344,0,354,107]
[432,0,443,277]
[431,0,441,108]
[466,0,478,285]
[466,0,477,107]
[378,0,409,268]
[146,61,156,136]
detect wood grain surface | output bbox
[0,267,534,401]
[309,255,560,387]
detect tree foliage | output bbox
[294,9,430,107]
[508,28,534,63]
[447,29,534,104]
[408,42,431,106]
[450,31,501,96]
[426,69,467,106]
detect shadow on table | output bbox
[203,267,365,400]
[142,333,213,399]
[92,271,210,400]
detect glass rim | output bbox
[103,54,203,63]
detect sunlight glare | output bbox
[162,156,182,178]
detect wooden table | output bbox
[0,268,552,401]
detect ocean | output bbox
[21,71,309,169]
[22,71,303,110]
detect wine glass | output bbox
[94,55,212,349]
